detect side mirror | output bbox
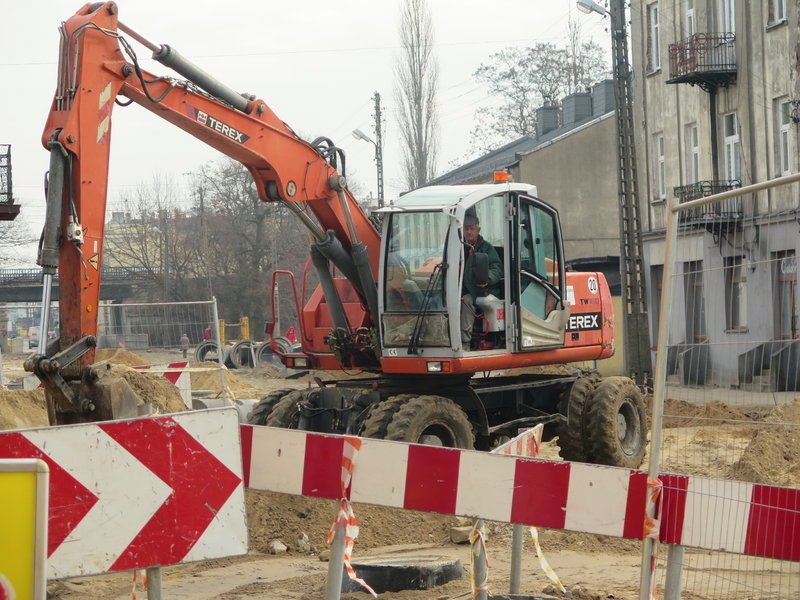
[472,252,489,287]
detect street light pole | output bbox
[578,0,652,386]
[352,91,385,209]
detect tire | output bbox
[265,390,307,428]
[247,388,296,425]
[585,376,647,468]
[556,372,601,463]
[385,395,474,449]
[359,394,418,439]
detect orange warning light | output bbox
[493,170,510,183]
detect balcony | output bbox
[674,180,742,232]
[667,33,737,91]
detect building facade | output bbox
[631,0,799,389]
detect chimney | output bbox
[535,105,560,138]
[592,79,615,116]
[562,92,593,125]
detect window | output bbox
[655,134,666,200]
[724,256,747,330]
[724,113,741,181]
[684,261,707,343]
[720,0,735,33]
[776,98,793,176]
[773,251,798,340]
[686,124,700,182]
[771,0,787,23]
[686,0,695,36]
[647,3,661,71]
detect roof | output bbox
[428,109,615,187]
[382,183,536,213]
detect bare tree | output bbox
[565,16,609,96]
[0,220,35,266]
[395,0,439,190]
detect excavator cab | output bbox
[377,183,571,360]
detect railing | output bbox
[674,180,742,223]
[0,266,155,284]
[667,33,736,85]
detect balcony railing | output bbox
[667,33,737,90]
[674,180,742,226]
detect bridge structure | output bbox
[0,267,155,303]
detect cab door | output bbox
[512,195,569,351]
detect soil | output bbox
[659,398,752,428]
[94,362,187,414]
[0,389,48,429]
[730,397,800,487]
[93,348,149,366]
[190,362,259,394]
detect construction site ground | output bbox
[1,348,797,599]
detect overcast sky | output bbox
[0,0,610,266]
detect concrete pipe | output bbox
[228,340,257,369]
[194,340,227,364]
[256,337,292,367]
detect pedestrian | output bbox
[180,332,190,358]
[203,325,212,340]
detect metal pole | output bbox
[472,519,488,600]
[663,544,685,600]
[638,197,678,599]
[211,297,229,401]
[325,519,346,600]
[509,523,525,594]
[146,566,162,600]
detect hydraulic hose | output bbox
[313,230,362,296]
[310,246,350,334]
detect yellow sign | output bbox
[0,459,48,600]
[88,254,99,270]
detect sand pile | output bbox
[189,362,257,393]
[93,363,186,414]
[660,399,751,428]
[94,348,148,367]
[0,389,49,430]
[730,398,800,487]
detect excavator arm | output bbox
[29,2,381,423]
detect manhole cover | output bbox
[341,555,463,593]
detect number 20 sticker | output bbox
[587,276,599,294]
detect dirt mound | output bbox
[660,399,751,428]
[94,348,148,367]
[189,362,257,393]
[0,389,48,430]
[246,490,453,553]
[94,363,186,414]
[730,398,800,487]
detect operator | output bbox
[461,212,502,346]
[386,254,423,311]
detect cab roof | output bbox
[382,183,537,213]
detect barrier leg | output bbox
[325,520,346,600]
[509,523,524,594]
[663,544,684,600]
[146,566,162,600]
[471,519,489,600]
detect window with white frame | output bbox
[686,124,700,182]
[772,0,787,23]
[686,0,695,36]
[720,0,736,33]
[724,256,748,330]
[777,98,793,175]
[655,134,666,200]
[647,3,661,71]
[724,113,741,181]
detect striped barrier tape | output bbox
[529,527,566,594]
[325,436,376,597]
[240,426,800,563]
[468,520,490,596]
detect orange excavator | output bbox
[27,2,647,468]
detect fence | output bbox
[643,174,800,599]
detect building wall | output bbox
[632,0,800,388]
[517,115,620,260]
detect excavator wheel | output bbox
[247,388,297,426]
[359,394,418,439]
[264,390,307,428]
[385,395,474,449]
[584,376,647,469]
[556,371,601,463]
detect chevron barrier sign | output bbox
[0,408,246,579]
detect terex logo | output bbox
[566,312,601,332]
[194,109,250,144]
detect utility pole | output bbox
[372,92,385,208]
[609,0,652,386]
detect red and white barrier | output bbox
[133,361,192,408]
[0,409,247,579]
[241,426,800,563]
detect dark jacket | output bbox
[463,236,503,300]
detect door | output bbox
[513,195,569,351]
